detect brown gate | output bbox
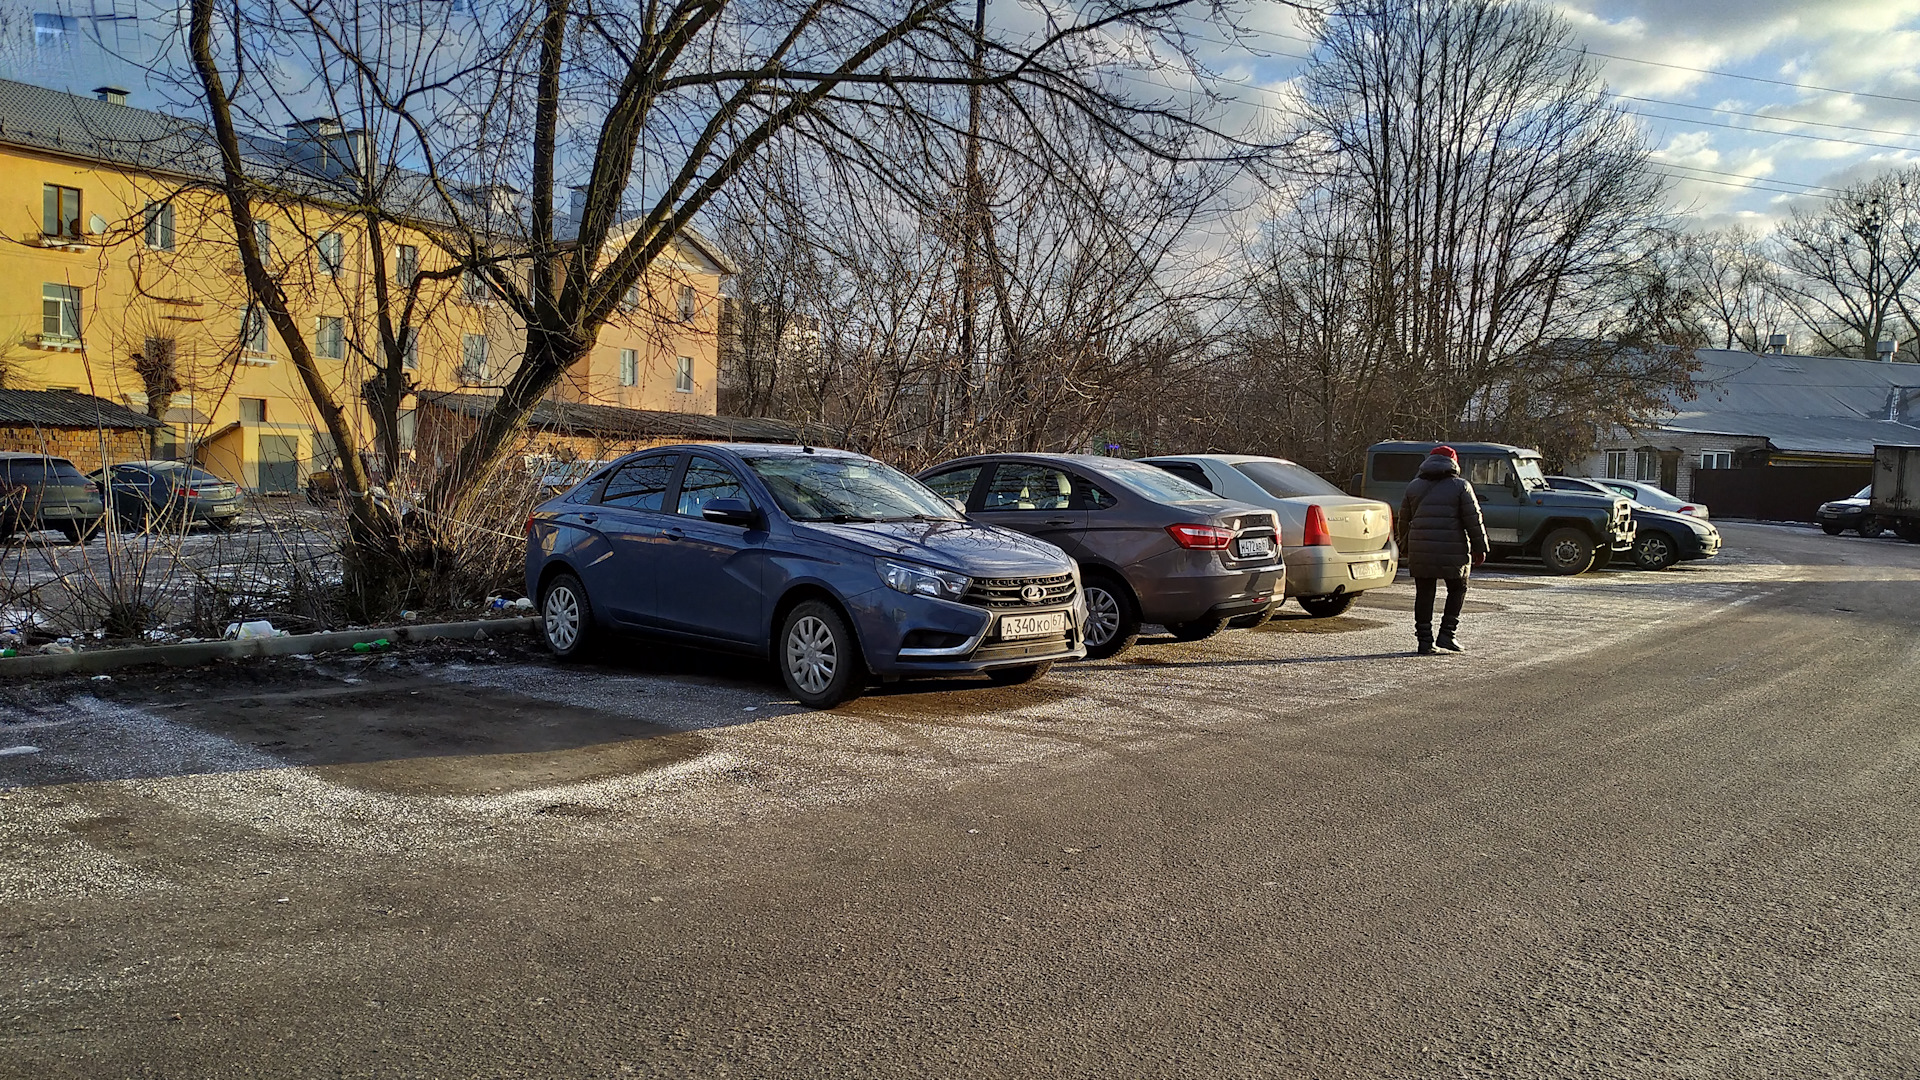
[1688,465,1870,522]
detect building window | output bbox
[622,284,640,310]
[315,315,346,360]
[675,355,693,393]
[1604,450,1629,480]
[43,184,81,239]
[239,397,267,423]
[461,334,490,382]
[1699,450,1733,471]
[677,284,696,322]
[41,283,82,340]
[143,202,175,250]
[34,13,77,51]
[1634,449,1660,484]
[240,305,269,354]
[619,348,638,387]
[252,219,272,260]
[316,231,344,277]
[399,326,419,370]
[462,269,490,302]
[397,408,417,451]
[395,244,418,285]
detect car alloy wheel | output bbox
[541,573,593,660]
[1634,532,1677,571]
[786,615,837,696]
[1084,586,1122,649]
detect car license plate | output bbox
[999,611,1066,640]
[1234,536,1273,559]
[1352,560,1387,580]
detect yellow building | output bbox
[0,78,732,492]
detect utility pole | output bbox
[955,0,987,432]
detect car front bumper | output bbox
[849,588,1088,676]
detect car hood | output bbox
[1823,497,1869,509]
[1635,505,1709,529]
[794,518,1075,577]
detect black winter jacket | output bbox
[1398,454,1490,579]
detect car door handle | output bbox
[1045,518,1076,526]
[665,527,685,540]
[576,512,598,524]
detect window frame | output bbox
[240,304,270,354]
[316,231,345,277]
[143,201,175,250]
[1698,449,1733,471]
[1604,450,1629,480]
[238,397,268,424]
[919,465,986,509]
[399,325,419,370]
[596,453,683,513]
[43,184,82,239]
[671,454,754,518]
[677,284,696,321]
[619,348,638,387]
[674,355,694,393]
[460,333,490,382]
[394,244,418,285]
[977,461,1079,514]
[314,315,346,360]
[41,282,82,340]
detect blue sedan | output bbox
[525,444,1088,707]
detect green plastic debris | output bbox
[350,639,392,654]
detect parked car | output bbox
[526,444,1087,708]
[88,461,242,531]
[539,458,610,492]
[1362,441,1634,574]
[1545,477,1722,569]
[1583,477,1709,521]
[918,453,1283,658]
[1138,454,1396,621]
[0,453,105,543]
[1816,485,1881,537]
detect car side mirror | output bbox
[701,497,761,527]
[947,497,968,515]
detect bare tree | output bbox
[1772,169,1920,360]
[1677,226,1792,352]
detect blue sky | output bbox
[1215,0,1920,230]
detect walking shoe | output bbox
[1416,641,1437,655]
[1436,635,1464,653]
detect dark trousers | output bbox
[1413,574,1467,643]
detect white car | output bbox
[1585,478,1708,520]
[1139,454,1398,620]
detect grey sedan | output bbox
[92,461,243,531]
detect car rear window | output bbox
[1232,460,1346,498]
[1369,453,1423,483]
[1,458,85,483]
[1097,459,1214,504]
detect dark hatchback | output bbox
[91,460,243,530]
[919,453,1283,658]
[525,444,1086,708]
[0,453,105,543]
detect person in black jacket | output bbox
[1395,445,1490,655]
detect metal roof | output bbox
[418,392,834,445]
[1635,348,1920,455]
[0,389,164,430]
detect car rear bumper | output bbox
[1129,552,1285,624]
[852,589,1088,676]
[1285,544,1397,598]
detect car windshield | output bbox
[151,463,223,484]
[1551,477,1608,495]
[1514,457,1551,491]
[745,454,961,522]
[1232,459,1347,498]
[1101,458,1216,503]
[1853,485,1871,500]
[1629,484,1684,510]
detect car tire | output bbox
[539,571,597,661]
[206,515,240,533]
[1590,546,1614,571]
[986,661,1053,686]
[1166,617,1229,642]
[1228,607,1274,630]
[1539,528,1596,575]
[57,520,98,545]
[1633,531,1679,570]
[1080,574,1142,660]
[779,600,864,709]
[1897,519,1920,544]
[1821,522,1845,536]
[1298,593,1357,618]
[1860,516,1884,538]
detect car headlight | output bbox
[877,558,970,600]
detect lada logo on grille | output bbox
[1021,584,1047,603]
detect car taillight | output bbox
[1302,504,1333,546]
[1681,505,1696,515]
[172,488,194,498]
[525,513,538,533]
[1166,523,1234,550]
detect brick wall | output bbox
[0,427,150,473]
[410,404,707,482]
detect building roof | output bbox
[419,392,833,445]
[0,389,164,430]
[1638,348,1920,457]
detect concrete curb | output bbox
[0,617,539,679]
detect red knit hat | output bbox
[1431,445,1458,460]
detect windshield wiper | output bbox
[816,512,878,523]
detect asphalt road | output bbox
[5,523,1920,1078]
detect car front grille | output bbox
[963,572,1076,609]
